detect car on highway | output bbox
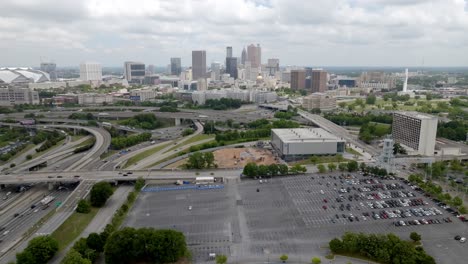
[73,175,80,178]
[461,237,467,243]
[455,235,461,240]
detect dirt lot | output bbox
[165,147,278,169]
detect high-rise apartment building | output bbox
[266,59,279,76]
[312,69,327,93]
[290,69,306,90]
[241,47,247,65]
[170,58,182,76]
[192,50,206,80]
[79,62,102,81]
[392,112,438,156]
[211,62,221,81]
[247,44,261,68]
[225,57,238,79]
[0,87,39,106]
[124,61,146,84]
[226,46,233,58]
[40,62,57,81]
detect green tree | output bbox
[186,152,206,169]
[258,164,269,176]
[347,160,359,172]
[338,163,347,172]
[268,164,279,176]
[338,102,347,109]
[61,249,92,264]
[204,152,215,168]
[280,254,289,263]
[317,164,326,173]
[90,182,114,207]
[329,238,343,253]
[311,257,322,264]
[278,164,289,175]
[182,128,194,136]
[17,235,59,264]
[26,154,32,160]
[76,199,91,214]
[243,162,258,177]
[410,232,421,243]
[328,163,336,172]
[366,94,376,105]
[134,177,145,191]
[86,232,105,252]
[452,196,463,207]
[216,255,228,264]
[290,164,307,174]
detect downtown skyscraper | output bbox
[247,44,261,68]
[170,57,182,76]
[192,50,206,80]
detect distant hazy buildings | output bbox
[0,87,39,106]
[302,93,336,111]
[360,71,395,90]
[40,62,57,81]
[77,93,113,105]
[291,69,306,90]
[192,50,206,80]
[79,62,102,81]
[226,46,233,58]
[241,47,247,65]
[226,57,238,79]
[130,88,159,101]
[247,44,261,68]
[170,58,182,76]
[266,59,279,76]
[210,62,221,81]
[124,61,145,84]
[312,69,327,93]
[392,112,438,156]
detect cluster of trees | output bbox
[76,199,91,214]
[68,113,95,120]
[324,113,393,126]
[119,114,168,130]
[159,105,179,112]
[16,235,59,264]
[437,121,468,141]
[329,232,435,264]
[0,143,28,162]
[393,142,408,155]
[366,94,377,105]
[34,131,66,152]
[90,182,114,207]
[111,132,152,150]
[408,174,466,214]
[215,128,271,143]
[450,97,468,107]
[274,109,298,119]
[73,138,96,154]
[359,123,391,143]
[181,128,194,136]
[185,152,216,169]
[64,179,146,264]
[104,228,189,264]
[188,141,222,152]
[361,163,388,176]
[383,93,411,102]
[242,162,306,177]
[202,98,243,110]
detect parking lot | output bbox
[125,173,468,263]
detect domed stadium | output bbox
[0,67,50,84]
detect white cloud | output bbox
[0,0,467,66]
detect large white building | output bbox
[392,112,438,156]
[0,68,50,86]
[124,61,146,84]
[129,88,159,101]
[271,128,345,160]
[79,63,102,81]
[0,87,40,106]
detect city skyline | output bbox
[0,0,467,67]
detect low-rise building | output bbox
[0,87,40,106]
[302,93,336,111]
[77,93,113,105]
[129,88,159,101]
[271,128,345,161]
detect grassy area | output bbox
[123,142,171,168]
[31,139,65,159]
[0,143,35,166]
[71,135,85,142]
[163,134,215,153]
[147,152,180,168]
[339,98,449,112]
[346,147,362,156]
[75,137,95,148]
[291,155,349,165]
[51,207,99,251]
[100,150,117,159]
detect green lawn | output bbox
[164,134,215,153]
[74,137,95,148]
[346,147,362,156]
[291,155,349,165]
[124,142,171,168]
[100,150,117,159]
[71,135,84,142]
[51,207,99,251]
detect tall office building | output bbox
[40,62,57,81]
[170,58,182,76]
[192,50,206,80]
[211,62,221,80]
[247,44,261,68]
[226,46,233,58]
[124,61,146,84]
[241,47,247,65]
[290,69,306,90]
[305,67,313,89]
[225,57,238,79]
[266,59,279,76]
[312,69,327,93]
[392,112,438,156]
[79,62,102,81]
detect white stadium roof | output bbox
[0,68,50,84]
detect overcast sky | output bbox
[1,0,467,67]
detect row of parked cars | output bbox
[394,217,453,226]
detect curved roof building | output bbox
[0,68,50,84]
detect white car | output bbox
[320,190,325,194]
[188,206,192,211]
[461,237,466,243]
